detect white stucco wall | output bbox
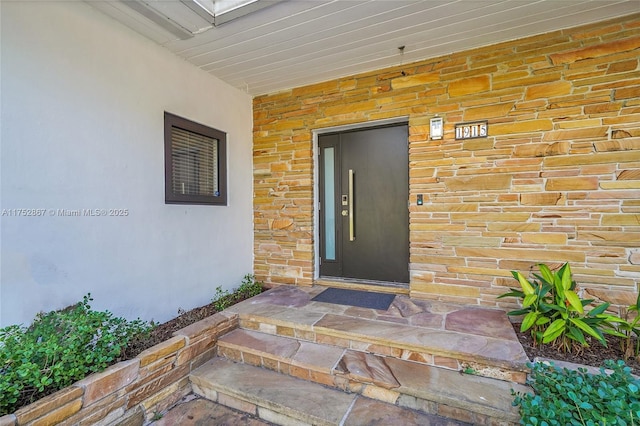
[0,1,254,327]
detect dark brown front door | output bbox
[319,124,409,284]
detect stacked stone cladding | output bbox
[253,14,640,313]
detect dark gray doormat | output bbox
[311,288,396,311]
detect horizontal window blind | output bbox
[171,127,219,197]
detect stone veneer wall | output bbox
[253,14,640,312]
[0,313,237,426]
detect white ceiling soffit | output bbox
[88,0,640,96]
[89,0,284,40]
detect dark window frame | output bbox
[164,112,227,205]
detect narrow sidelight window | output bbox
[164,112,227,205]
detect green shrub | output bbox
[498,263,623,352]
[513,360,640,425]
[235,274,264,299]
[0,294,152,415]
[212,286,234,311]
[212,274,263,311]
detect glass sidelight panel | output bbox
[323,147,336,260]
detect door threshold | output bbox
[315,277,410,295]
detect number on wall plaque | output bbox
[455,121,488,140]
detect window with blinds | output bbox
[164,112,227,205]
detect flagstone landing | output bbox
[225,285,530,384]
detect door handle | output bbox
[349,169,355,241]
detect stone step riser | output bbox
[191,380,330,426]
[216,329,526,425]
[192,371,343,425]
[194,381,514,426]
[216,344,515,425]
[239,316,527,385]
[192,357,472,426]
[218,342,357,392]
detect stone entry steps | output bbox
[206,286,532,425]
[191,357,471,426]
[229,298,529,385]
[214,328,525,425]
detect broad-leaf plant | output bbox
[498,263,624,353]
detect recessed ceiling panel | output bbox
[88,0,640,95]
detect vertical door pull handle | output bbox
[349,169,355,241]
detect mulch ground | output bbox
[120,301,226,360]
[514,325,639,375]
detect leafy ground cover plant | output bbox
[498,263,624,352]
[212,274,263,311]
[513,360,640,425]
[0,294,152,415]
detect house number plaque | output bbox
[455,121,488,140]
